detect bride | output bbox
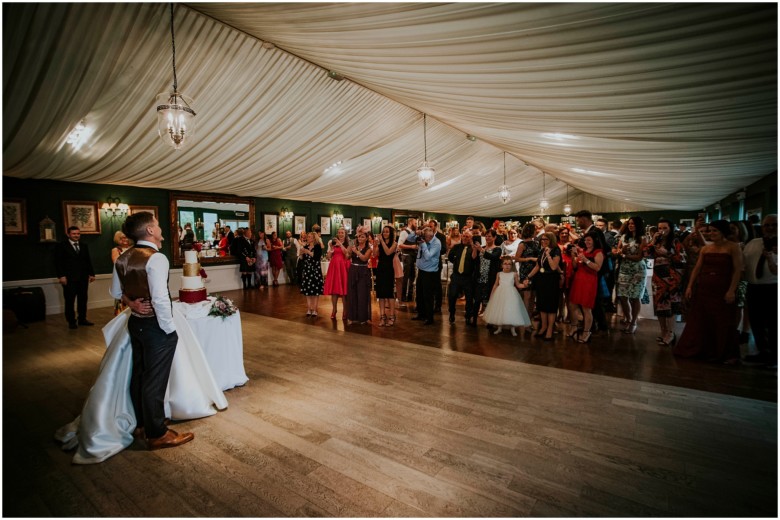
[55,307,228,464]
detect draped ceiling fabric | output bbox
[3,3,777,216]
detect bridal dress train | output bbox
[54,308,228,464]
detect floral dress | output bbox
[616,236,647,300]
[255,238,269,286]
[647,238,685,317]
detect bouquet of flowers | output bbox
[208,294,238,319]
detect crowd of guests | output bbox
[185,209,777,369]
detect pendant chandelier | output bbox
[156,3,196,150]
[498,152,510,204]
[416,114,435,188]
[539,172,549,213]
[563,184,572,216]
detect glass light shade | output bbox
[563,203,572,216]
[498,185,511,204]
[118,203,129,212]
[156,92,196,150]
[417,162,435,188]
[539,198,549,211]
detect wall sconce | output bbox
[448,219,459,229]
[101,197,129,217]
[332,211,343,222]
[280,207,294,219]
[371,215,382,223]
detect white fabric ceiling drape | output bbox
[3,3,776,215]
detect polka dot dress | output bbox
[300,244,324,296]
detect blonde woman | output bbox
[111,231,133,315]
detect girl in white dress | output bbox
[483,256,531,336]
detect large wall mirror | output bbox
[169,192,255,267]
[391,210,424,230]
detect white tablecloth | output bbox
[173,300,249,391]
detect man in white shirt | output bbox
[742,214,777,368]
[110,212,194,450]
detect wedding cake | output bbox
[179,250,207,303]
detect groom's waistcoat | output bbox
[114,246,156,302]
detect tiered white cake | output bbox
[179,250,207,303]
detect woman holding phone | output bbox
[647,219,686,346]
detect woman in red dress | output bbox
[557,226,575,322]
[323,227,350,319]
[266,231,284,286]
[566,232,604,343]
[674,220,743,364]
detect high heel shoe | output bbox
[661,332,676,346]
[566,327,579,338]
[330,311,337,320]
[623,323,638,334]
[576,330,592,343]
[534,329,546,338]
[387,315,396,327]
[379,314,387,327]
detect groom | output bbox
[110,211,194,450]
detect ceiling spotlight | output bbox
[327,70,344,81]
[466,134,477,142]
[261,41,275,50]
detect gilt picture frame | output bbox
[3,198,27,235]
[128,205,159,221]
[63,200,101,234]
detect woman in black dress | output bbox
[475,229,503,318]
[345,230,373,324]
[523,232,561,340]
[298,232,324,317]
[373,225,398,326]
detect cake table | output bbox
[173,298,249,391]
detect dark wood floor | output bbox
[229,284,778,403]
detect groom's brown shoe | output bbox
[147,429,194,451]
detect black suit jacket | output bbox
[55,240,95,282]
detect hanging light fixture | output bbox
[498,152,510,204]
[156,3,196,150]
[417,114,435,188]
[539,172,549,213]
[563,184,572,216]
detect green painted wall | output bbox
[4,173,775,281]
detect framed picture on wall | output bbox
[362,218,371,231]
[381,219,388,229]
[62,200,101,234]
[3,198,26,235]
[294,215,306,234]
[679,218,694,230]
[128,205,158,221]
[319,215,331,235]
[264,214,277,235]
[342,217,352,233]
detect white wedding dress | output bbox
[54,308,228,464]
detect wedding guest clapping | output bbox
[345,231,372,324]
[323,227,350,320]
[522,232,561,341]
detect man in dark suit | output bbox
[55,226,96,329]
[446,230,480,326]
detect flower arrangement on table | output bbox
[208,294,238,319]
